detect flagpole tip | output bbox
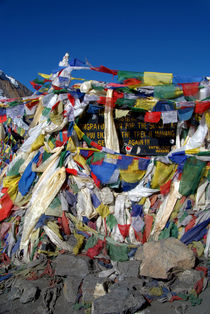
[59,52,70,67]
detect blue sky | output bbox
[1,0,210,90]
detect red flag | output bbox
[180,82,199,96]
[30,81,41,90]
[91,65,118,76]
[195,101,210,113]
[91,171,100,188]
[51,101,60,111]
[144,111,161,123]
[123,78,142,85]
[118,224,131,238]
[52,85,62,90]
[143,215,153,242]
[160,179,172,195]
[25,99,39,109]
[0,189,14,222]
[66,168,78,175]
[86,239,104,259]
[0,114,7,123]
[185,215,196,232]
[67,94,75,107]
[61,211,71,235]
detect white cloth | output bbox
[162,110,177,124]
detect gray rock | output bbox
[177,269,203,285]
[63,276,81,303]
[54,254,89,278]
[92,285,146,314]
[109,277,145,294]
[8,286,23,301]
[42,284,62,313]
[20,286,38,304]
[171,269,203,294]
[11,278,38,303]
[82,274,105,302]
[117,260,140,278]
[140,238,195,279]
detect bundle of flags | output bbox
[0,55,209,267]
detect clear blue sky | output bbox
[1,0,210,90]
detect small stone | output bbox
[140,238,195,279]
[54,254,89,278]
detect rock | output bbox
[109,277,145,294]
[20,286,38,304]
[171,269,203,294]
[92,285,146,314]
[63,276,81,303]
[117,260,140,278]
[54,254,89,278]
[8,286,23,301]
[42,283,62,313]
[140,238,195,279]
[55,293,87,314]
[134,246,144,261]
[11,278,38,303]
[177,269,203,285]
[82,274,105,302]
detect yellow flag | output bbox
[120,159,146,183]
[151,161,176,189]
[185,148,201,155]
[144,72,173,86]
[135,97,157,111]
[205,110,210,128]
[74,124,84,140]
[38,73,52,79]
[3,175,20,201]
[30,134,45,152]
[71,77,85,81]
[96,203,110,218]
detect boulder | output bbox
[170,269,203,294]
[117,260,140,278]
[8,286,23,301]
[20,286,38,304]
[140,238,195,279]
[134,246,144,261]
[92,285,146,314]
[82,274,105,302]
[54,254,89,278]
[109,277,145,293]
[63,276,82,303]
[10,278,38,303]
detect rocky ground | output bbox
[0,237,209,314]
